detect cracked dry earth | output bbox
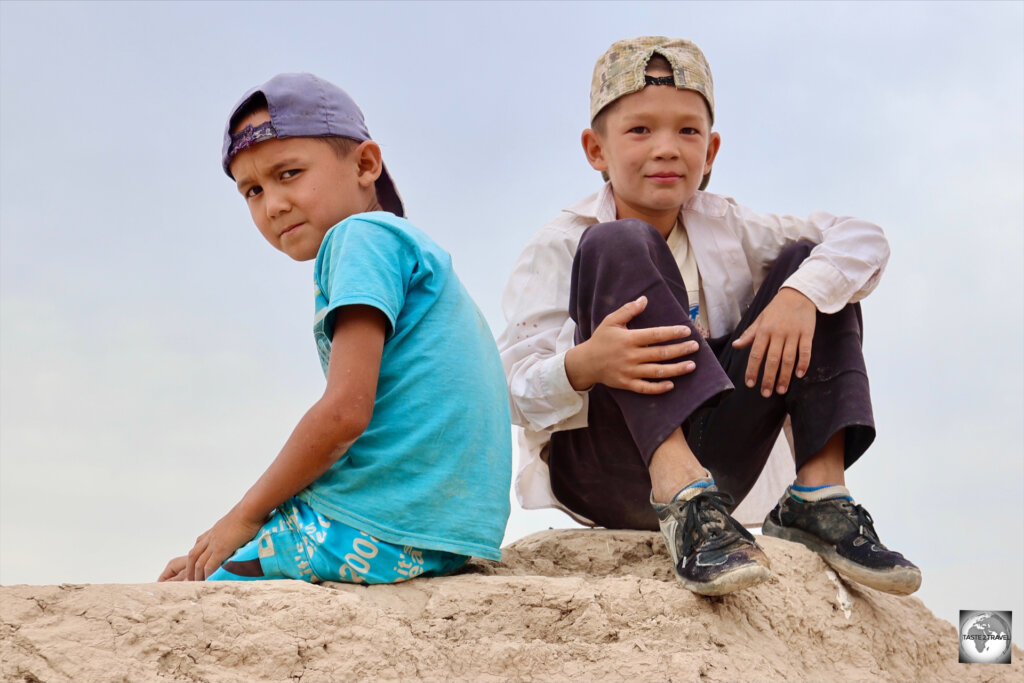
[2,530,1022,682]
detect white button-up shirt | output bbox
[497,183,890,525]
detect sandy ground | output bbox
[2,530,1021,683]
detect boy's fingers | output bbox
[195,550,213,581]
[605,296,648,326]
[732,319,759,349]
[634,325,691,346]
[640,340,699,362]
[186,541,207,581]
[161,566,187,582]
[626,378,675,394]
[776,337,799,394]
[744,334,768,387]
[204,558,219,581]
[158,556,187,582]
[635,360,696,379]
[796,335,813,378]
[761,338,783,397]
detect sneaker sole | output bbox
[676,562,771,597]
[762,519,922,595]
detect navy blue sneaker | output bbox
[762,485,921,595]
[652,480,771,596]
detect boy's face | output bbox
[582,69,720,231]
[229,109,380,261]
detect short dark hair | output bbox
[229,92,269,134]
[322,136,360,159]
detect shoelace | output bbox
[671,489,756,561]
[839,501,883,546]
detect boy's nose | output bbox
[652,132,681,159]
[264,189,291,218]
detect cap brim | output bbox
[376,163,404,217]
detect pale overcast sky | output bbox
[1,1,1021,644]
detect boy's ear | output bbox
[354,140,384,187]
[581,128,609,173]
[704,131,722,176]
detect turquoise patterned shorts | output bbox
[207,497,468,584]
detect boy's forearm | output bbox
[234,305,386,525]
[234,399,364,524]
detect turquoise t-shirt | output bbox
[301,211,511,561]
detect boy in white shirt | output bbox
[499,37,920,596]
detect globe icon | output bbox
[959,612,1012,663]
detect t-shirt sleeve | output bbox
[317,219,413,340]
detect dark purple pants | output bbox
[548,220,875,530]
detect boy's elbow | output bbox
[868,224,891,272]
[319,395,374,451]
[336,405,374,442]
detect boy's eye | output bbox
[628,126,649,135]
[681,127,700,135]
[281,169,301,179]
[244,185,263,199]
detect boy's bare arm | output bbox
[563,296,699,394]
[158,305,386,582]
[732,287,816,397]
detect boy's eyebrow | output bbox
[621,110,706,123]
[234,156,305,192]
[616,110,709,130]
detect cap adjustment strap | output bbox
[228,121,278,161]
[644,75,675,86]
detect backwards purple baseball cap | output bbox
[222,73,404,217]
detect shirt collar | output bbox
[566,182,725,223]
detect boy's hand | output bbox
[158,555,187,582]
[176,508,264,581]
[732,287,816,397]
[565,296,699,393]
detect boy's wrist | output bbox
[232,495,274,527]
[778,286,816,310]
[565,343,596,391]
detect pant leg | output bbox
[549,219,732,529]
[208,497,469,583]
[691,241,876,507]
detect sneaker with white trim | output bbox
[652,481,771,596]
[762,486,921,595]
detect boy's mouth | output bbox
[280,222,304,236]
[646,173,683,183]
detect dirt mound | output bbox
[2,530,1020,682]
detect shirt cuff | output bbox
[781,259,855,315]
[540,349,588,408]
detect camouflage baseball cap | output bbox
[590,36,714,123]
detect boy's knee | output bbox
[578,219,664,261]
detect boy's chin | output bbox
[629,196,693,215]
[279,245,320,262]
[615,186,696,212]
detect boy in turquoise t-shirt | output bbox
[159,73,511,584]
